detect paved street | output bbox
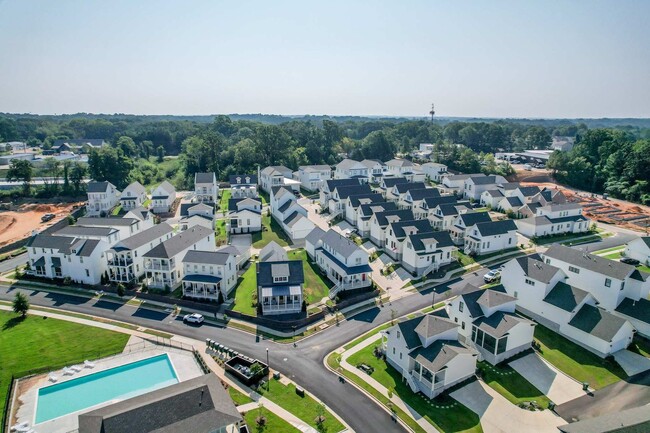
[0,253,28,273]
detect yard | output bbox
[242,405,300,433]
[348,344,482,433]
[256,381,345,433]
[227,386,253,406]
[230,264,258,316]
[593,247,650,273]
[534,324,628,389]
[0,309,130,415]
[477,361,551,409]
[252,214,291,248]
[219,189,231,212]
[215,219,228,244]
[287,249,332,305]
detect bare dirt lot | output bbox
[0,202,82,247]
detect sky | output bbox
[0,0,649,118]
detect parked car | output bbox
[183,313,204,324]
[484,269,501,283]
[523,164,532,171]
[41,213,55,222]
[620,257,640,266]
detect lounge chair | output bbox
[84,360,95,368]
[48,373,58,382]
[62,367,74,376]
[10,421,28,432]
[71,365,82,372]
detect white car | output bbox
[484,269,501,283]
[183,313,204,324]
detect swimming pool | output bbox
[35,353,178,424]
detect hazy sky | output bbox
[0,0,649,118]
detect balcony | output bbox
[144,262,172,271]
[108,257,133,267]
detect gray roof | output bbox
[359,201,397,218]
[336,158,363,170]
[394,182,427,194]
[407,188,441,201]
[321,229,362,258]
[261,165,291,176]
[543,281,591,312]
[324,178,359,192]
[445,174,480,182]
[228,174,257,185]
[87,181,115,193]
[304,227,326,247]
[121,181,146,196]
[568,304,629,341]
[381,177,409,189]
[386,158,414,167]
[300,164,331,172]
[229,197,261,211]
[544,245,636,280]
[143,225,213,259]
[468,175,499,185]
[514,256,561,283]
[153,180,175,196]
[54,138,105,148]
[458,284,487,318]
[483,189,504,198]
[257,260,304,286]
[615,297,650,325]
[76,217,139,227]
[408,231,454,252]
[541,202,583,212]
[473,311,532,338]
[77,373,241,433]
[112,223,174,251]
[29,234,100,257]
[183,250,232,266]
[517,186,541,197]
[517,215,553,226]
[415,315,459,340]
[411,340,474,373]
[472,219,517,237]
[423,195,462,209]
[333,184,372,199]
[373,209,414,227]
[348,193,384,208]
[476,290,517,309]
[126,207,152,221]
[558,405,650,433]
[457,211,491,227]
[55,225,117,237]
[271,185,294,198]
[259,241,289,262]
[436,203,470,216]
[284,211,308,228]
[503,196,523,207]
[388,219,434,239]
[360,159,384,168]
[195,172,216,184]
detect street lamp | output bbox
[431,287,436,309]
[266,347,270,390]
[292,325,297,347]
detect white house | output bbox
[179,203,214,231]
[106,223,175,284]
[386,181,427,203]
[150,181,176,214]
[417,195,464,221]
[296,165,331,192]
[257,260,304,316]
[385,159,425,182]
[270,185,315,240]
[228,198,262,234]
[515,202,590,238]
[398,187,441,211]
[282,212,315,241]
[446,284,535,365]
[497,196,524,214]
[480,190,505,209]
[344,193,384,225]
[428,203,472,231]
[119,181,147,211]
[143,225,216,290]
[624,237,650,266]
[319,178,359,209]
[259,165,298,194]
[369,209,414,248]
[333,159,368,180]
[448,211,492,245]
[463,175,508,201]
[327,183,372,215]
[76,210,154,239]
[306,229,373,299]
[229,174,258,199]
[360,159,387,183]
[383,315,478,399]
[463,219,517,255]
[402,231,455,276]
[384,219,434,261]
[440,174,476,195]
[182,250,237,300]
[421,163,448,183]
[86,181,121,217]
[195,172,218,204]
[357,202,398,238]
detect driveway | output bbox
[613,349,650,376]
[451,380,565,433]
[509,353,586,405]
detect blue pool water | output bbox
[35,354,178,424]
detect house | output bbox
[143,225,216,289]
[398,187,441,211]
[440,174,478,195]
[384,219,434,260]
[624,236,650,266]
[106,223,175,284]
[76,212,154,239]
[259,241,289,263]
[259,165,298,193]
[551,136,575,152]
[385,159,425,182]
[53,138,106,154]
[333,159,368,180]
[182,250,237,300]
[271,185,298,220]
[369,209,414,248]
[86,181,121,217]
[179,203,214,231]
[344,193,384,225]
[150,181,176,214]
[282,211,315,241]
[497,196,524,214]
[357,202,398,238]
[428,203,472,231]
[269,185,315,240]
[360,159,387,183]
[449,211,492,245]
[377,177,409,199]
[195,172,218,203]
[327,183,372,215]
[319,178,359,209]
[515,203,590,238]
[229,174,258,199]
[228,198,262,234]
[421,163,448,182]
[296,165,331,192]
[386,181,427,203]
[217,243,250,271]
[463,175,508,201]
[517,202,544,219]
[402,231,455,276]
[119,181,147,211]
[77,374,244,433]
[463,219,517,255]
[417,195,463,221]
[307,229,372,299]
[257,260,304,316]
[383,314,478,399]
[479,190,504,208]
[446,284,535,365]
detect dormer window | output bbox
[274,276,288,283]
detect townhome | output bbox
[385,219,434,261]
[119,181,147,211]
[398,187,441,211]
[228,198,262,234]
[360,159,386,183]
[327,183,372,215]
[143,225,215,290]
[179,203,214,231]
[463,175,508,201]
[517,202,544,218]
[257,260,304,316]
[369,209,414,248]
[421,162,448,182]
[229,174,258,199]
[356,202,398,238]
[440,174,477,195]
[385,158,425,182]
[417,195,463,221]
[259,165,298,194]
[282,211,315,241]
[515,203,590,238]
[86,181,121,216]
[150,181,176,214]
[296,165,331,192]
[463,219,517,255]
[428,203,472,231]
[181,250,237,300]
[333,158,369,180]
[479,189,504,208]
[344,193,384,225]
[383,314,478,399]
[53,224,120,245]
[386,181,427,203]
[624,236,650,265]
[195,172,218,203]
[497,196,524,214]
[402,231,455,276]
[377,177,409,199]
[530,188,567,206]
[448,284,535,365]
[319,178,359,208]
[449,211,492,245]
[76,210,154,239]
[270,185,314,239]
[106,223,175,284]
[307,229,372,299]
[271,185,300,221]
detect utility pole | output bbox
[429,103,435,123]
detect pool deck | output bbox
[13,336,204,433]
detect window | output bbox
[396,331,400,339]
[399,352,402,360]
[605,278,611,288]
[392,347,395,355]
[545,258,551,264]
[459,301,464,312]
[80,257,84,263]
[461,322,465,330]
[514,291,518,298]
[85,269,90,277]
[568,266,580,274]
[508,238,512,245]
[525,278,535,286]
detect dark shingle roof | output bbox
[388,219,433,239]
[359,202,397,218]
[394,182,427,194]
[324,178,359,192]
[111,223,174,251]
[517,186,541,197]
[543,281,590,312]
[334,184,372,199]
[321,229,362,258]
[87,181,114,193]
[195,172,215,184]
[381,177,409,189]
[257,260,304,286]
[407,188,441,201]
[228,174,257,185]
[514,256,561,283]
[472,219,517,237]
[408,231,454,252]
[473,311,532,338]
[411,340,474,373]
[143,226,213,259]
[373,209,414,227]
[503,196,523,207]
[544,245,636,280]
[568,304,629,341]
[183,250,232,266]
[468,175,499,185]
[55,226,117,237]
[76,217,138,227]
[423,195,460,208]
[348,193,384,208]
[615,297,650,325]
[458,284,486,318]
[457,212,491,227]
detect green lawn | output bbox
[242,405,300,433]
[628,336,650,358]
[111,205,122,215]
[252,215,291,248]
[534,324,627,389]
[257,381,345,433]
[227,386,253,406]
[0,309,130,413]
[259,190,269,205]
[230,264,258,316]
[592,246,625,255]
[216,219,228,245]
[287,250,332,305]
[219,189,231,212]
[348,344,482,433]
[142,198,151,208]
[454,248,518,267]
[478,361,551,408]
[602,251,623,260]
[533,230,604,246]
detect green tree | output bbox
[13,292,29,317]
[70,162,86,194]
[116,136,138,157]
[156,145,165,163]
[88,146,133,189]
[6,158,33,195]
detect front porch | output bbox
[260,285,302,316]
[182,274,223,299]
